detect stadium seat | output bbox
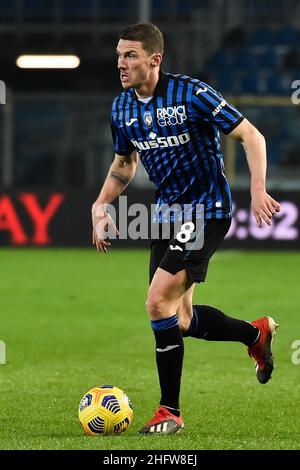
[24,0,53,19]
[254,47,279,69]
[217,73,239,94]
[152,0,191,17]
[206,49,232,69]
[250,28,274,46]
[232,48,256,69]
[240,73,261,94]
[14,102,66,184]
[95,0,130,19]
[273,26,299,46]
[62,0,94,20]
[0,0,16,20]
[207,24,300,96]
[265,74,286,95]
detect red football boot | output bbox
[138,406,184,435]
[248,316,279,384]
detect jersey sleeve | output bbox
[190,82,244,134]
[111,98,136,156]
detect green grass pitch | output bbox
[0,248,300,450]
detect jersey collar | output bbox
[153,70,168,98]
[131,70,168,102]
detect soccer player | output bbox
[91,23,280,435]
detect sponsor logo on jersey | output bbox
[212,100,226,117]
[143,111,153,128]
[156,105,187,127]
[131,131,190,151]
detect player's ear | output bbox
[151,53,162,68]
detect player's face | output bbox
[116,40,155,90]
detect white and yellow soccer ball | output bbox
[78,385,133,435]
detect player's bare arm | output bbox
[92,150,138,253]
[229,118,280,227]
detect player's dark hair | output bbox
[119,23,164,55]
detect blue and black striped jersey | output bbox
[111,72,244,219]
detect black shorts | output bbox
[149,219,231,284]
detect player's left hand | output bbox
[251,189,280,228]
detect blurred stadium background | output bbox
[1,0,300,451]
[0,0,299,248]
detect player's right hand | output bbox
[91,203,119,253]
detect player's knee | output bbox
[146,294,166,320]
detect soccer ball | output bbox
[78,385,133,435]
